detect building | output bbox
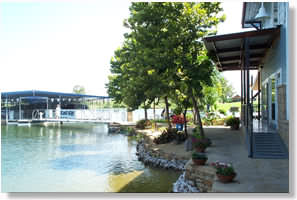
[231,95,241,102]
[203,2,289,158]
[1,90,110,123]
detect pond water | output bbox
[1,123,180,192]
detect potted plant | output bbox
[225,116,240,130]
[192,152,208,165]
[171,115,185,131]
[211,161,236,183]
[194,141,208,153]
[192,127,212,148]
[175,131,187,144]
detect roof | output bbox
[232,95,241,99]
[1,90,110,99]
[203,27,280,71]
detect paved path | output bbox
[203,126,289,193]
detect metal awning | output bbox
[203,27,280,71]
[1,90,110,100]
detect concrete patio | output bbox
[202,126,289,193]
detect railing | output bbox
[4,108,164,123]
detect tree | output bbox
[220,77,236,103]
[107,2,225,135]
[73,85,86,94]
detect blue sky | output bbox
[1,1,250,96]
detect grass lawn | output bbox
[217,102,241,113]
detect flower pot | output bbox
[176,124,184,131]
[195,147,206,153]
[192,158,207,165]
[216,173,236,183]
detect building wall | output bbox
[277,84,289,147]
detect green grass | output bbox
[217,102,241,113]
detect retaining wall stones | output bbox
[136,133,215,193]
[136,140,187,170]
[184,160,216,192]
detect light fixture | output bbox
[255,2,270,21]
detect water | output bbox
[1,123,180,192]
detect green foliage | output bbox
[192,126,202,139]
[107,2,225,131]
[151,119,167,123]
[127,127,137,136]
[192,152,208,160]
[211,162,235,176]
[73,85,86,94]
[216,102,241,114]
[218,109,226,116]
[136,119,152,129]
[153,128,177,144]
[225,116,240,127]
[202,112,219,126]
[194,140,208,149]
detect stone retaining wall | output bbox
[136,140,188,171]
[184,160,216,192]
[136,133,217,193]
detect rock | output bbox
[185,137,193,151]
[173,172,200,193]
[136,142,187,171]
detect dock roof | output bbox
[1,90,110,100]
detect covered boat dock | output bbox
[1,90,111,125]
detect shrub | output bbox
[136,119,151,129]
[153,128,177,144]
[175,131,188,144]
[225,116,240,128]
[192,152,208,160]
[211,161,235,176]
[218,109,226,116]
[127,127,136,136]
[194,141,208,149]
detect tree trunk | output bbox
[183,107,188,138]
[192,108,197,124]
[190,92,205,138]
[164,96,172,129]
[144,103,148,121]
[153,99,157,130]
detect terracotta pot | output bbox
[216,173,236,183]
[195,147,206,153]
[192,158,207,165]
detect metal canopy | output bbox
[1,90,109,100]
[203,27,280,71]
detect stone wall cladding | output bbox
[184,160,216,192]
[136,138,188,171]
[277,84,289,147]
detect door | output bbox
[270,72,281,129]
[262,82,269,122]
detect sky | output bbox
[0,1,257,96]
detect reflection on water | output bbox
[1,123,179,192]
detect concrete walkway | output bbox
[203,126,289,193]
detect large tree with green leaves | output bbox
[107,2,225,135]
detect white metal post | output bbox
[19,98,21,120]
